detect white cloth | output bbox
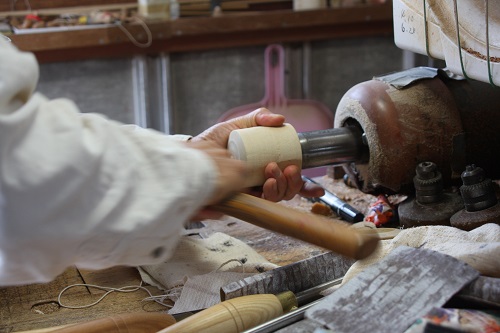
[139,232,278,314]
[340,223,500,287]
[139,232,278,290]
[0,39,217,285]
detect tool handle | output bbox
[213,193,379,260]
[157,294,286,333]
[51,312,175,333]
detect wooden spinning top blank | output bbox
[228,124,302,187]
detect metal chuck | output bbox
[398,161,463,228]
[450,165,500,231]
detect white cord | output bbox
[116,17,153,48]
[58,281,172,309]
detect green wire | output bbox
[423,0,432,59]
[484,0,498,87]
[452,0,470,80]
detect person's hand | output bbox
[187,140,248,221]
[191,108,324,202]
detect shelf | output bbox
[9,3,393,63]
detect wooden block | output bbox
[306,246,480,333]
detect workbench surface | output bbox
[0,177,374,333]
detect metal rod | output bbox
[298,126,366,169]
[243,278,343,333]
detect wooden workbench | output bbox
[0,176,375,332]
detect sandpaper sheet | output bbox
[221,251,354,301]
[305,246,480,333]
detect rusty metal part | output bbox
[459,165,498,212]
[450,204,500,231]
[450,165,500,231]
[413,161,445,204]
[398,162,463,228]
[334,68,500,194]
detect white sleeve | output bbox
[0,39,217,286]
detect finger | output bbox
[261,178,279,202]
[262,163,286,201]
[230,108,285,129]
[299,180,325,198]
[253,108,285,127]
[282,165,304,200]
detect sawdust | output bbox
[311,202,333,216]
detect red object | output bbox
[25,14,42,21]
[365,195,394,227]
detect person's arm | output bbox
[0,41,224,285]
[0,40,319,286]
[0,97,223,285]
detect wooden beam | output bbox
[9,3,393,63]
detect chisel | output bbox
[156,278,343,333]
[302,176,364,222]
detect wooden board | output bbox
[0,266,167,333]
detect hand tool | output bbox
[213,193,379,260]
[156,277,344,333]
[156,291,297,333]
[49,312,176,333]
[301,176,364,223]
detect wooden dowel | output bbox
[213,193,379,260]
[48,312,176,333]
[157,292,296,333]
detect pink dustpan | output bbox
[218,44,334,177]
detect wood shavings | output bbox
[310,202,333,216]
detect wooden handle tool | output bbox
[48,312,176,333]
[213,193,379,260]
[157,291,297,333]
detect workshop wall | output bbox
[36,35,404,136]
[37,58,136,124]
